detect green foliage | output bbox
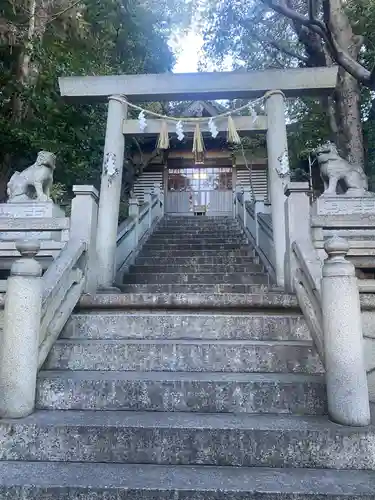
[0,0,182,199]
[200,0,375,179]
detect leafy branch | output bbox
[259,0,374,87]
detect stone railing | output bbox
[284,182,370,427]
[0,186,98,418]
[115,184,163,282]
[0,217,70,292]
[234,188,276,282]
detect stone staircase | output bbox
[0,215,375,498]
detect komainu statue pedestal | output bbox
[0,150,65,241]
[312,195,375,216]
[0,202,65,241]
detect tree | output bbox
[261,0,375,89]
[201,0,374,168]
[0,0,187,200]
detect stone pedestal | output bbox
[0,202,65,241]
[312,195,375,216]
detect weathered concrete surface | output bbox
[134,256,259,266]
[44,339,323,373]
[59,67,338,102]
[1,462,375,499]
[130,263,264,273]
[63,312,310,341]
[122,272,268,285]
[120,284,277,294]
[36,372,326,414]
[1,410,374,469]
[78,292,299,310]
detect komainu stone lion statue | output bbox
[7,151,56,203]
[315,142,373,197]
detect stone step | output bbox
[153,230,245,236]
[2,411,373,469]
[158,217,240,227]
[159,220,240,226]
[155,228,242,234]
[152,234,246,240]
[1,462,374,499]
[35,373,323,416]
[44,339,323,374]
[134,256,259,266]
[36,372,326,414]
[149,239,248,246]
[78,292,298,311]
[158,225,241,229]
[120,284,272,294]
[139,250,255,258]
[122,273,269,285]
[163,215,235,220]
[142,243,250,250]
[63,312,310,341]
[129,263,264,274]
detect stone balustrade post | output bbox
[322,236,370,426]
[144,189,152,229]
[232,190,237,218]
[242,187,251,228]
[70,185,99,294]
[129,197,140,248]
[0,240,42,418]
[152,183,162,220]
[253,195,265,246]
[236,187,242,218]
[284,182,311,292]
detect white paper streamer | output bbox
[208,118,219,138]
[248,104,258,123]
[276,149,290,177]
[176,121,185,141]
[138,111,147,132]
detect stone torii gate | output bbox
[59,67,338,289]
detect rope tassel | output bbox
[192,123,205,164]
[227,116,241,144]
[192,123,205,153]
[157,120,170,150]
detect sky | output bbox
[172,32,204,73]
[172,30,233,73]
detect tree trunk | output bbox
[325,0,364,166]
[12,0,48,123]
[334,69,363,165]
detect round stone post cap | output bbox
[324,236,349,257]
[11,240,42,277]
[15,240,41,258]
[322,236,354,278]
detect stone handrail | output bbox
[0,217,70,292]
[38,238,87,368]
[235,189,276,282]
[115,187,163,282]
[0,185,98,418]
[292,240,324,362]
[285,183,370,426]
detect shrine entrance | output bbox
[165,166,233,215]
[58,66,338,287]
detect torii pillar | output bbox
[96,95,128,290]
[265,90,290,287]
